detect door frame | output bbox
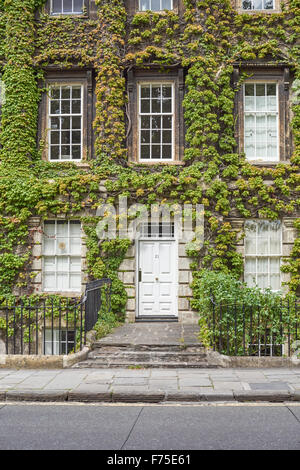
[136,236,178,319]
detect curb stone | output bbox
[112,391,165,403]
[204,391,235,401]
[292,391,300,402]
[5,390,68,402]
[1,390,299,404]
[233,390,291,402]
[68,391,112,402]
[165,391,206,402]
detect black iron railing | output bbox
[0,278,112,356]
[208,296,299,357]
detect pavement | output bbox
[0,367,300,403]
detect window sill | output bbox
[131,160,184,166]
[237,9,281,14]
[135,9,177,14]
[43,291,82,297]
[49,14,89,19]
[246,160,289,167]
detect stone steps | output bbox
[74,343,211,369]
[92,343,206,353]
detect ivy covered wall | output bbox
[0,0,299,319]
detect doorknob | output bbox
[155,277,159,281]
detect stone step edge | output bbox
[89,352,207,358]
[74,361,215,368]
[2,389,299,404]
[93,343,204,349]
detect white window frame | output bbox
[138,82,175,162]
[139,222,175,239]
[50,0,84,15]
[47,83,83,162]
[243,81,279,162]
[242,0,275,10]
[42,220,82,293]
[244,220,282,292]
[44,329,75,355]
[139,0,173,11]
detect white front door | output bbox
[138,240,177,317]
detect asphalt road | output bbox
[0,403,300,450]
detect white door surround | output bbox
[137,237,178,319]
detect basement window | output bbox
[249,329,283,357]
[44,329,75,355]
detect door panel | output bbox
[138,240,177,317]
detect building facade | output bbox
[0,0,299,340]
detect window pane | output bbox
[152,116,161,129]
[152,130,161,144]
[162,99,172,113]
[52,0,62,13]
[61,117,71,129]
[72,100,81,114]
[141,116,150,129]
[61,100,70,114]
[253,0,263,8]
[264,0,274,9]
[152,145,161,158]
[71,145,81,160]
[72,116,81,129]
[44,272,56,290]
[50,131,59,145]
[141,100,150,113]
[152,99,161,113]
[50,146,59,160]
[151,0,161,11]
[162,130,172,143]
[163,116,172,128]
[50,88,60,100]
[141,145,150,159]
[242,0,252,9]
[61,131,71,144]
[50,117,60,130]
[61,87,71,99]
[161,0,172,9]
[72,131,81,144]
[74,0,83,12]
[141,130,150,143]
[140,0,150,10]
[51,100,60,115]
[57,273,69,290]
[62,0,72,13]
[162,145,172,159]
[70,237,81,255]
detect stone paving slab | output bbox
[0,368,300,403]
[96,323,202,346]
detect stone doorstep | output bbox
[1,389,300,403]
